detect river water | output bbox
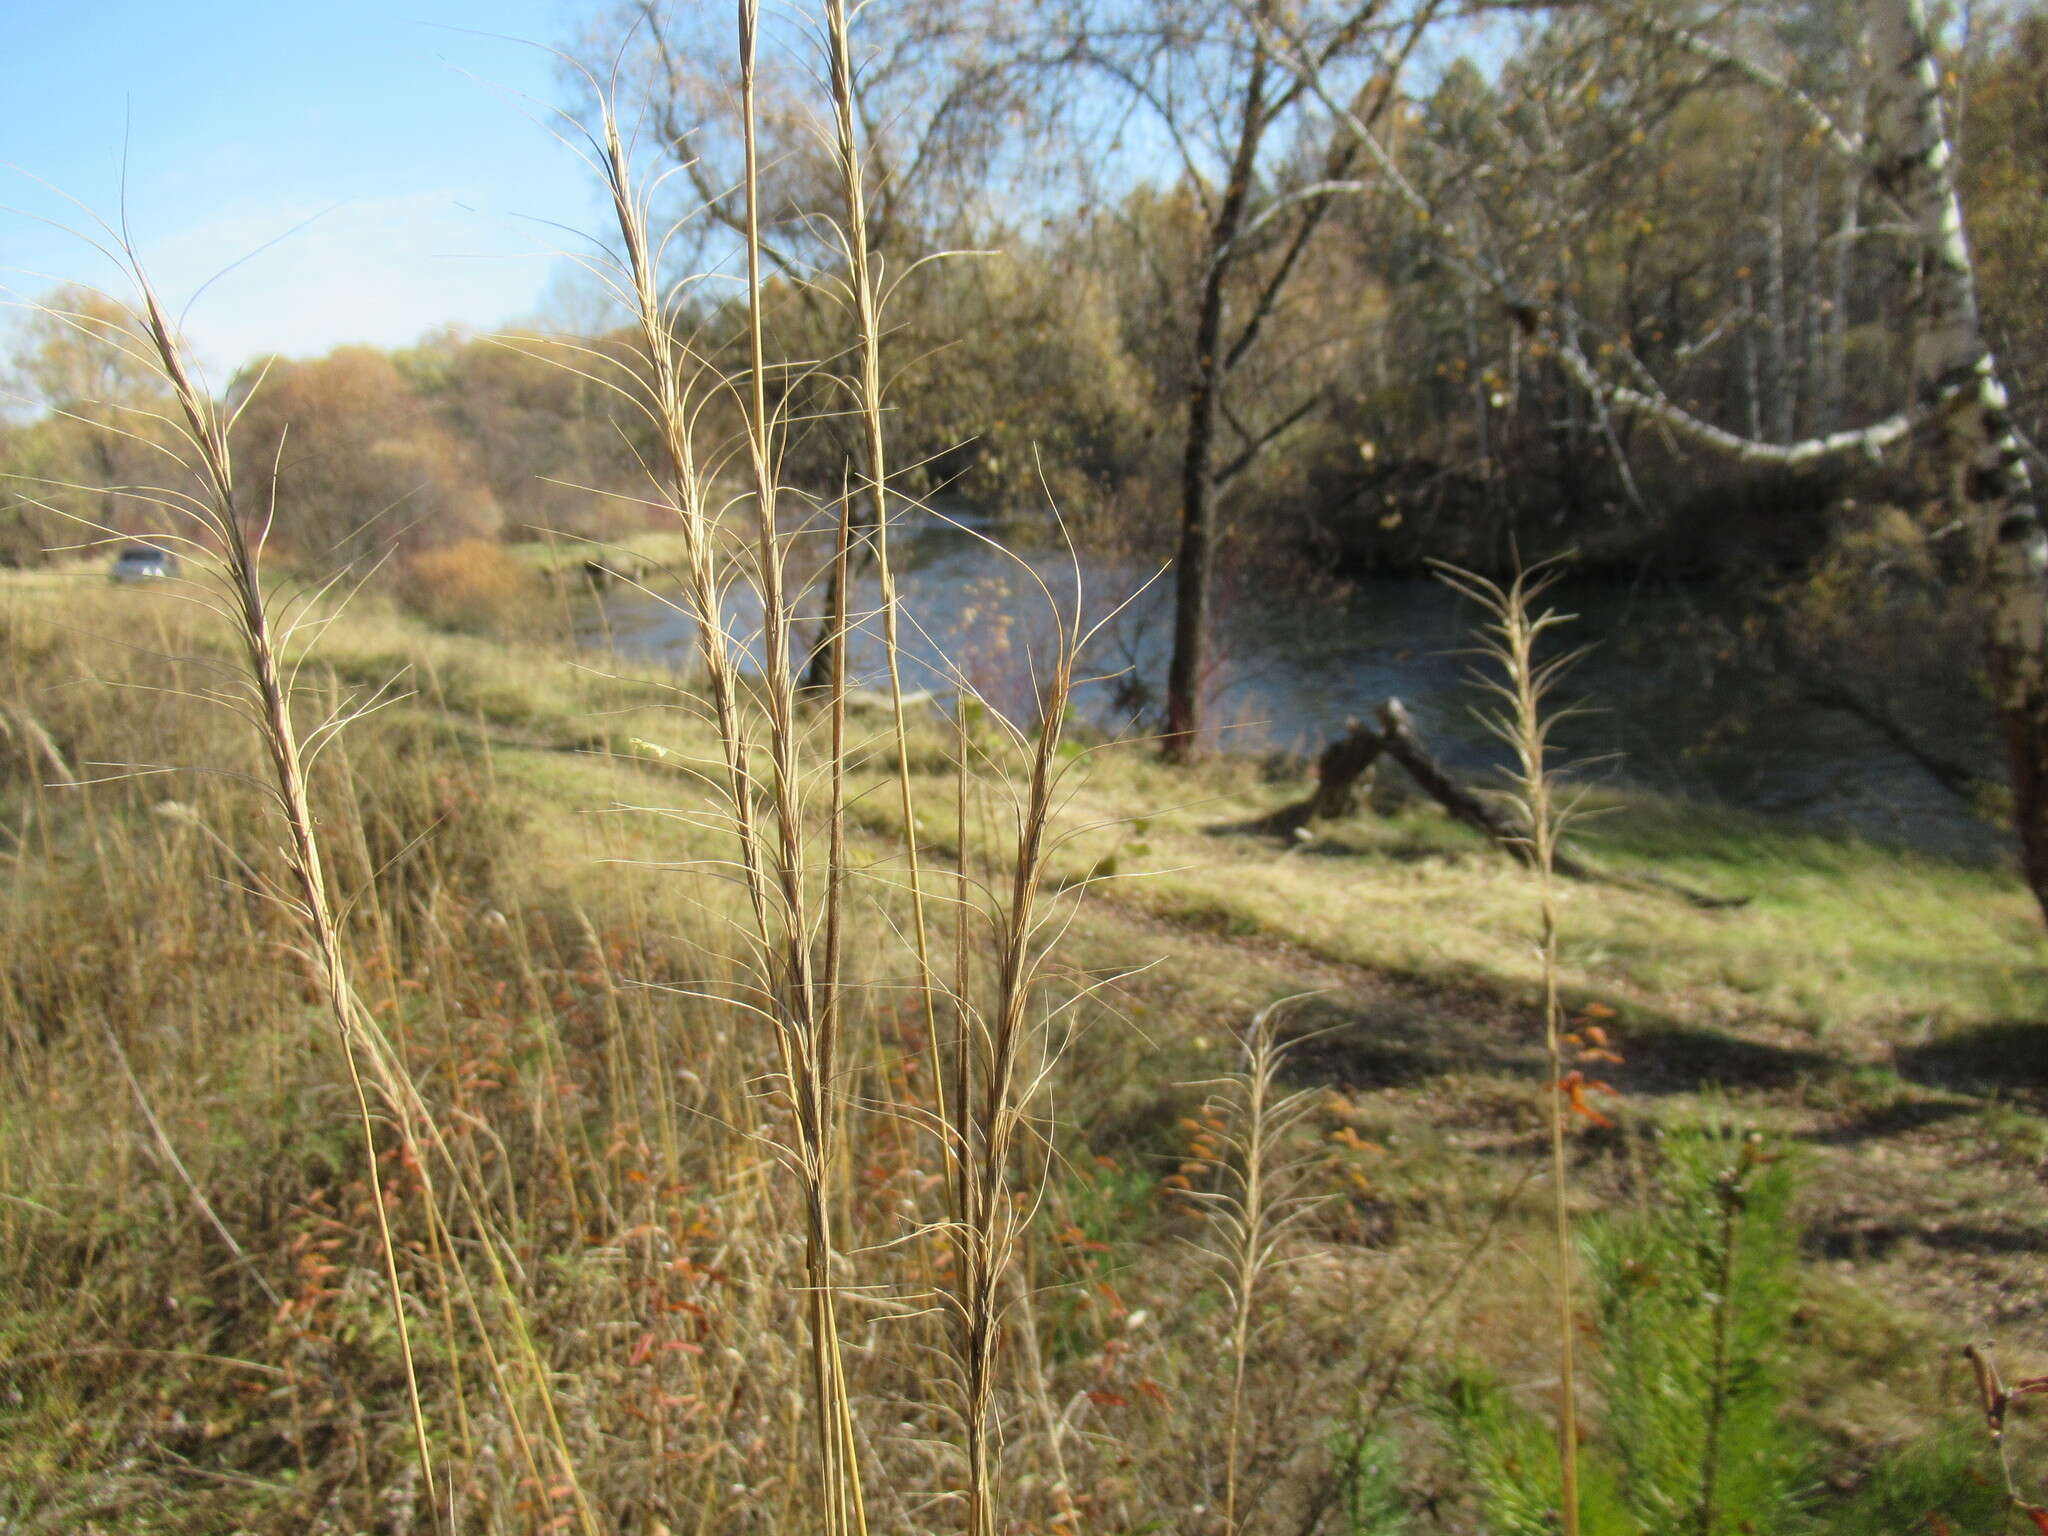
[574,509,2003,861]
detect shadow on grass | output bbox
[1267,985,1546,1090]
[1293,835,1478,867]
[1204,810,1487,863]
[1268,986,1839,1099]
[1801,1098,1979,1146]
[1805,1215,2048,1263]
[1617,1023,1838,1093]
[1896,1021,2048,1097]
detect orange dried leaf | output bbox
[1556,1071,1616,1129]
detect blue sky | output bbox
[0,3,1517,388]
[3,0,605,378]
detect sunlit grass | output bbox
[49,573,2044,1041]
[7,572,2048,1530]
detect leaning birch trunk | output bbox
[1872,0,2048,924]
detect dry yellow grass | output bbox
[6,564,2048,1533]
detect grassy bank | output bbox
[4,576,2045,1533]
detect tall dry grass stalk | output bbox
[820,0,940,1066]
[29,255,446,1520]
[736,6,870,1526]
[21,245,614,1535]
[105,262,442,1515]
[936,634,1085,1536]
[1186,1003,1324,1536]
[574,17,875,1528]
[1437,558,1590,1536]
[559,8,1117,1530]
[814,1,1093,1529]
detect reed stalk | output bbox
[820,0,945,1128]
[111,263,442,1526]
[580,17,871,1524]
[39,249,605,1536]
[1436,558,1588,1536]
[1191,1004,1323,1536]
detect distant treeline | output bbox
[4,3,2045,585]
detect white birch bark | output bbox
[1871,0,2048,912]
[1870,0,2045,687]
[1253,0,2048,916]
[1766,149,1793,443]
[1824,80,1868,430]
[1739,265,1764,443]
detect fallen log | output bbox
[1369,699,1567,869]
[1255,698,1747,910]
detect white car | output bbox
[110,545,177,582]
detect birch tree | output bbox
[1255,0,2048,922]
[1868,0,2048,916]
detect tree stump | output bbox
[1256,722,1385,836]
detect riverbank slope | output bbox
[3,578,2044,1531]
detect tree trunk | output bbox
[1824,81,1867,431]
[1766,149,1793,444]
[1163,354,1222,762]
[1738,266,1765,444]
[1799,153,1825,441]
[1873,0,2048,923]
[801,440,868,693]
[1163,22,1271,764]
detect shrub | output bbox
[397,537,541,635]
